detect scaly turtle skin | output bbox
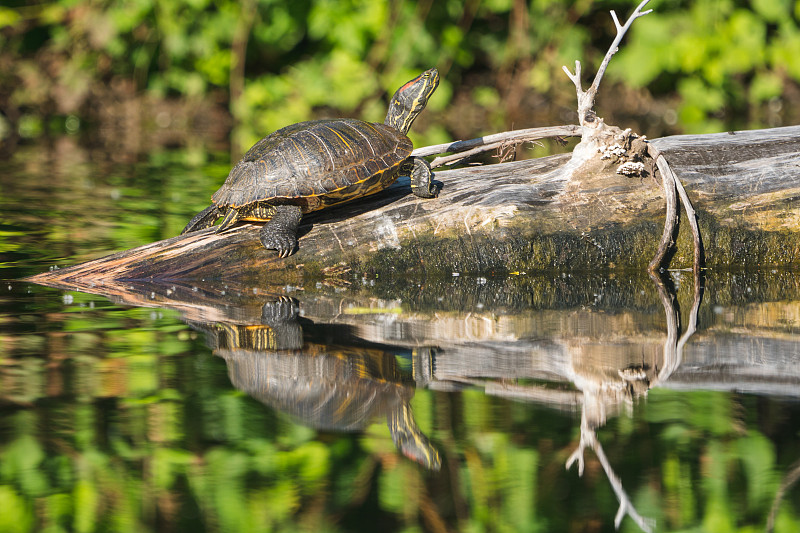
[181,68,440,257]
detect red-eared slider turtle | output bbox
[195,298,441,470]
[181,68,440,257]
[219,342,442,471]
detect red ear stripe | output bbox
[399,75,422,92]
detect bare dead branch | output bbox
[412,124,581,165]
[447,376,584,406]
[590,1,653,98]
[675,269,704,361]
[674,174,704,272]
[649,270,680,383]
[647,145,679,271]
[562,60,583,94]
[565,408,595,476]
[647,143,704,274]
[563,0,653,124]
[649,268,703,385]
[430,140,511,168]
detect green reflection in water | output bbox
[0,141,230,279]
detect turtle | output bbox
[194,298,441,470]
[217,334,442,470]
[181,68,440,257]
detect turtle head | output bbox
[388,399,442,471]
[384,68,439,135]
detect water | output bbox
[2,139,800,532]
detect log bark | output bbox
[26,125,800,287]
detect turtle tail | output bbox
[181,205,222,234]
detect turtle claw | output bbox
[260,232,297,257]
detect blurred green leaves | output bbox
[0,486,33,533]
[2,0,798,151]
[612,0,798,131]
[0,7,21,28]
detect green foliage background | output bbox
[1,0,799,156]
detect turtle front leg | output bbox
[405,156,438,198]
[260,297,303,350]
[259,204,302,257]
[181,205,222,234]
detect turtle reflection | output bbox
[199,298,441,471]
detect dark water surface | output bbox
[2,140,800,532]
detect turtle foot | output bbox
[407,156,438,199]
[261,297,299,327]
[411,181,439,199]
[258,205,302,257]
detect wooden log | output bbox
[26,125,800,287]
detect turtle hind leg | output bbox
[181,205,222,234]
[259,205,302,257]
[406,156,438,198]
[215,207,241,233]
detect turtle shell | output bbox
[212,118,413,214]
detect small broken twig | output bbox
[495,138,522,163]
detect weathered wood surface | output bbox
[650,127,800,232]
[27,125,800,287]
